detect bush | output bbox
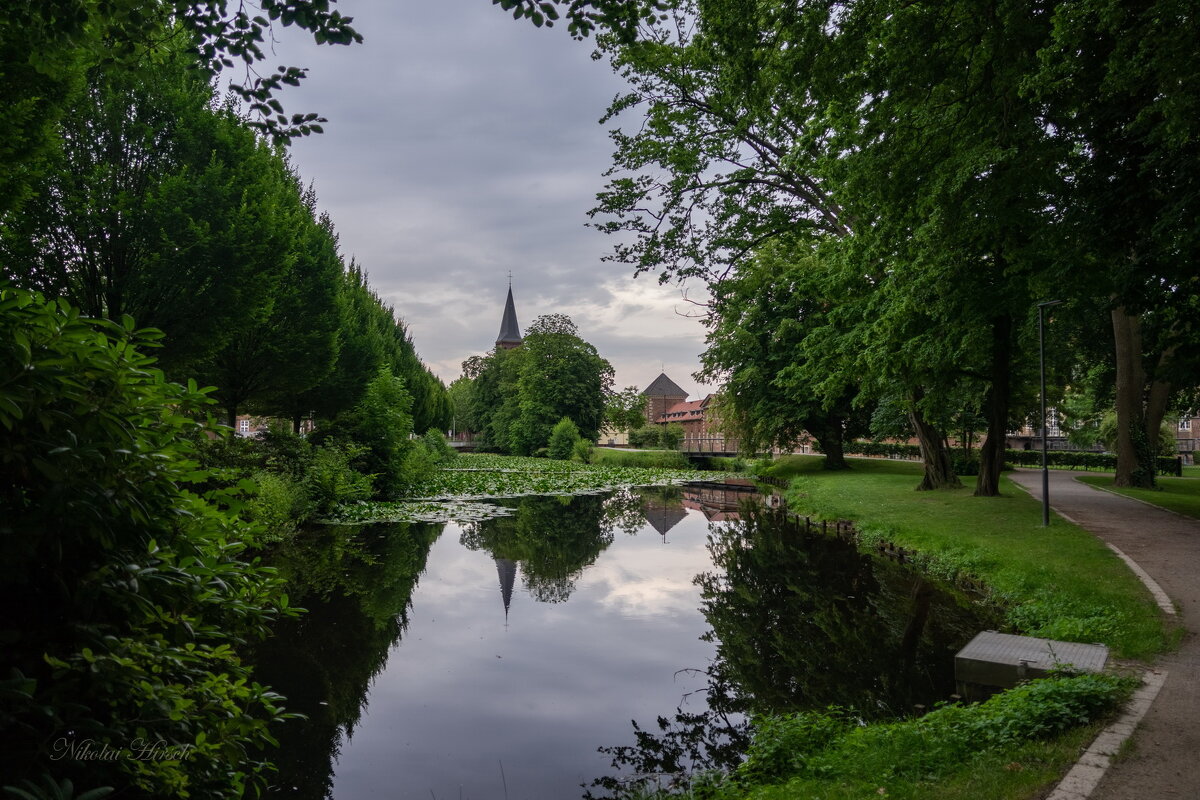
[244,470,310,545]
[548,417,582,460]
[659,422,685,450]
[312,367,418,498]
[304,439,374,514]
[421,428,457,463]
[0,288,296,797]
[572,436,594,463]
[629,425,661,449]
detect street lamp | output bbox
[1038,299,1064,527]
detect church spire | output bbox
[495,284,522,350]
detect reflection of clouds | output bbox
[329,505,722,799]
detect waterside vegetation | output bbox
[763,456,1168,659]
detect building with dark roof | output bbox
[641,372,688,426]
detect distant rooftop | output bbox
[642,372,687,398]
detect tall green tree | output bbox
[512,314,615,453]
[1,54,297,378]
[604,385,649,433]
[699,240,864,469]
[1031,0,1200,487]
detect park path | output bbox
[1007,469,1200,799]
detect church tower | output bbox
[495,285,522,350]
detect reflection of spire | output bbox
[641,500,687,543]
[496,557,517,625]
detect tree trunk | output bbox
[975,314,1012,497]
[910,404,962,491]
[806,414,850,471]
[1111,307,1155,487]
[227,405,239,431]
[292,415,302,435]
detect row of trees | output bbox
[0,45,450,434]
[591,0,1199,491]
[451,314,614,455]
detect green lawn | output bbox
[1076,474,1200,520]
[760,455,1167,659]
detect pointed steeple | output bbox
[495,284,522,350]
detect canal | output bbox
[253,484,995,799]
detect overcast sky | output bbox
[261,0,716,399]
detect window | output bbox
[1181,419,1192,432]
[239,419,250,433]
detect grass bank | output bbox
[652,454,1167,800]
[1075,474,1200,520]
[683,673,1135,800]
[591,446,692,469]
[761,455,1166,659]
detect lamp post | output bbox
[1038,299,1064,527]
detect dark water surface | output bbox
[254,486,994,799]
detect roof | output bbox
[495,286,522,347]
[642,372,688,398]
[657,394,714,422]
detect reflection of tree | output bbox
[462,494,615,603]
[250,521,441,799]
[699,508,989,717]
[591,508,995,797]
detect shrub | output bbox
[572,436,594,463]
[304,439,374,513]
[659,422,685,450]
[244,470,310,545]
[629,425,661,449]
[548,417,582,460]
[421,428,457,463]
[0,288,296,797]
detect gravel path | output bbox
[1007,469,1200,799]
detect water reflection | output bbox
[591,504,996,797]
[251,486,993,800]
[251,521,442,799]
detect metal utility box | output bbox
[955,631,1109,699]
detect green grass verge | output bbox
[764,455,1166,659]
[1183,465,1199,479]
[1076,474,1200,520]
[590,447,692,469]
[709,674,1136,800]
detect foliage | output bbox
[629,425,662,449]
[244,470,311,545]
[572,436,595,463]
[604,385,649,433]
[421,428,458,464]
[314,367,418,498]
[467,315,614,455]
[0,288,295,796]
[707,674,1134,797]
[1004,449,1181,477]
[659,423,685,450]
[302,440,374,514]
[548,417,584,459]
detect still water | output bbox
[255,485,993,799]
